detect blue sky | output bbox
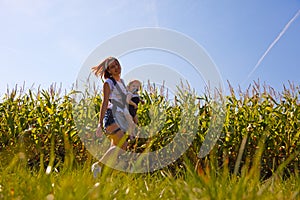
[0,0,299,97]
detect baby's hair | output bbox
[127,80,142,88]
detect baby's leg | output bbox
[133,115,138,124]
[124,113,136,136]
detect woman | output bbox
[91,56,129,177]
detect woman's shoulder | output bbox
[104,78,114,83]
[104,78,115,89]
[104,77,124,85]
[104,77,126,91]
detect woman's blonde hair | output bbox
[91,56,119,79]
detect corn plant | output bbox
[0,81,299,179]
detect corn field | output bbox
[0,81,299,179]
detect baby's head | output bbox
[127,80,142,93]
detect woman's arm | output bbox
[96,82,110,136]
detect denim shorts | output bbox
[103,108,129,134]
[103,109,115,129]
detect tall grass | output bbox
[0,152,299,199]
[0,81,299,199]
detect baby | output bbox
[127,80,143,124]
[124,80,143,136]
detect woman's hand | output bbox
[96,123,104,137]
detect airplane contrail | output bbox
[244,9,300,83]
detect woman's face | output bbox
[108,60,121,75]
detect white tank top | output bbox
[105,78,128,112]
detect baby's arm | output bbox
[126,92,131,103]
[126,93,137,108]
[128,99,138,109]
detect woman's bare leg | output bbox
[93,123,128,175]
